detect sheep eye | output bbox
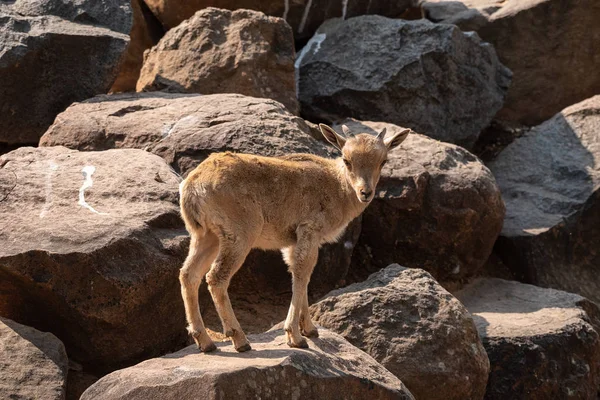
[343,159,351,169]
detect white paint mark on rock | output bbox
[78,165,107,215]
[342,0,349,19]
[39,161,58,218]
[294,33,327,97]
[298,0,313,33]
[283,0,290,20]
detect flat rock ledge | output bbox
[456,278,600,399]
[81,329,414,400]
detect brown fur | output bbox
[179,124,410,351]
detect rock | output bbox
[0,0,133,34]
[337,120,504,287]
[0,317,68,400]
[421,0,600,125]
[143,0,412,41]
[0,8,130,144]
[489,96,600,304]
[40,92,359,334]
[81,329,414,400]
[310,265,489,400]
[110,0,164,93]
[137,8,298,114]
[456,278,600,399]
[41,92,329,175]
[297,16,511,148]
[0,146,189,372]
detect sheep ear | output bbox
[376,128,387,141]
[319,124,346,151]
[384,128,410,150]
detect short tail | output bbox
[179,179,206,237]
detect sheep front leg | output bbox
[283,229,319,348]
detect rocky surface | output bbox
[456,278,600,399]
[336,120,504,287]
[40,92,330,175]
[143,0,413,41]
[110,0,164,93]
[0,146,189,373]
[310,265,489,400]
[81,329,415,400]
[489,96,600,304]
[0,0,133,34]
[137,8,298,114]
[421,0,600,125]
[0,317,68,400]
[0,4,130,144]
[297,16,511,148]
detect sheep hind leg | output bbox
[179,231,220,352]
[206,238,252,352]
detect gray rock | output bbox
[456,278,600,399]
[297,16,511,148]
[489,96,600,304]
[0,12,129,144]
[137,8,299,114]
[421,0,600,125]
[81,329,415,400]
[0,0,132,34]
[310,265,490,400]
[0,317,68,400]
[0,146,188,372]
[337,120,504,287]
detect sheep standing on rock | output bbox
[179,124,410,352]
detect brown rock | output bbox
[0,146,188,373]
[41,92,329,175]
[421,0,600,125]
[0,317,68,400]
[143,0,412,41]
[110,0,164,93]
[137,8,298,114]
[337,120,505,287]
[81,329,415,400]
[456,278,600,399]
[310,265,490,400]
[489,96,600,304]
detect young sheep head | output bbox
[319,123,410,203]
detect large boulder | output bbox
[337,120,504,287]
[39,92,360,334]
[143,0,413,41]
[0,146,189,372]
[40,92,330,175]
[489,96,600,304]
[310,265,490,400]
[297,16,511,148]
[0,2,130,145]
[456,278,600,399]
[421,0,600,125]
[0,317,68,400]
[110,0,164,93]
[137,8,298,114]
[81,329,414,400]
